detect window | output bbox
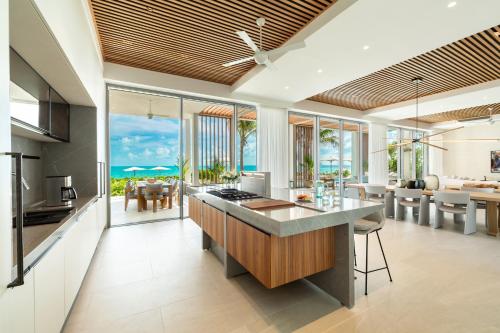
[236,106,257,172]
[288,112,367,192]
[387,127,428,182]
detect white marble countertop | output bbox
[188,186,383,237]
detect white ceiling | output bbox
[109,89,235,118]
[231,0,500,107]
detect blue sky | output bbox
[110,114,180,166]
[110,114,257,167]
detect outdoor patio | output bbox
[110,195,188,226]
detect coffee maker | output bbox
[45,176,77,206]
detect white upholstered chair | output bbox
[434,191,477,235]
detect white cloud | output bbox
[123,146,130,151]
[121,137,133,145]
[144,148,153,157]
[127,152,137,160]
[156,146,171,157]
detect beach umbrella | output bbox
[150,166,170,176]
[124,166,145,177]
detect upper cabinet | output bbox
[9,48,70,142]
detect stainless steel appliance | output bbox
[45,176,77,206]
[207,188,262,201]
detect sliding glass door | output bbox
[289,112,367,194]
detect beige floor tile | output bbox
[64,209,500,333]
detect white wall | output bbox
[441,124,500,181]
[429,134,443,176]
[0,0,11,296]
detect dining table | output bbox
[136,181,173,212]
[346,183,500,236]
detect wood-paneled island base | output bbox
[187,186,384,308]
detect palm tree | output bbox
[237,120,257,171]
[319,128,339,148]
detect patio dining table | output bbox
[136,181,173,212]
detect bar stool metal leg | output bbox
[376,230,392,282]
[365,234,368,295]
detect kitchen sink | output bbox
[12,206,74,227]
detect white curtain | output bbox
[257,106,289,188]
[368,122,389,185]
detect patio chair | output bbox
[434,191,477,235]
[124,180,138,211]
[395,188,429,225]
[144,183,163,213]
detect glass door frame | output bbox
[388,126,429,181]
[105,83,257,224]
[289,111,367,197]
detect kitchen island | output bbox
[187,186,384,308]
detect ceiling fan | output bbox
[373,78,500,154]
[223,17,306,69]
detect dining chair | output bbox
[124,180,138,211]
[394,188,429,225]
[460,187,494,226]
[144,183,163,212]
[365,184,394,218]
[434,191,477,235]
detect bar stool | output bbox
[434,191,477,235]
[365,184,394,218]
[395,188,429,225]
[345,188,393,295]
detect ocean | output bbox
[111,165,258,179]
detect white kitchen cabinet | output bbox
[0,271,35,333]
[64,208,89,315]
[34,239,65,333]
[96,197,107,234]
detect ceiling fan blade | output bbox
[421,142,448,151]
[264,58,277,70]
[424,138,500,143]
[371,141,411,153]
[222,56,254,67]
[236,31,258,52]
[422,126,464,139]
[267,41,306,57]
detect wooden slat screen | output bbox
[199,115,231,184]
[294,125,313,188]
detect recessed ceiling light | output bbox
[447,1,457,8]
[362,45,370,50]
[317,69,323,73]
[284,86,289,90]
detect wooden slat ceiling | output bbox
[200,105,256,120]
[408,103,500,124]
[309,26,500,110]
[89,0,336,85]
[288,114,363,131]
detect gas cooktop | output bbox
[207,188,262,201]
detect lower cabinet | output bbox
[34,240,65,333]
[202,203,225,246]
[188,196,202,226]
[226,215,335,288]
[0,271,35,333]
[0,199,105,333]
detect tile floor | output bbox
[63,208,500,333]
[110,196,188,226]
